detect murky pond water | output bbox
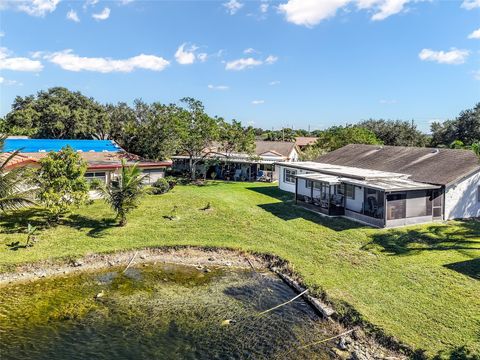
[0,263,336,359]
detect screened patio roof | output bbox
[295,172,440,192]
[294,173,340,185]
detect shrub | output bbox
[165,176,178,189]
[151,178,171,195]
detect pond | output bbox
[0,263,337,359]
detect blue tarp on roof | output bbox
[3,139,121,153]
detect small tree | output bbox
[100,160,146,226]
[36,146,89,222]
[176,98,220,180]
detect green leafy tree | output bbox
[99,160,146,226]
[218,119,256,157]
[299,145,327,161]
[265,128,297,142]
[36,146,89,222]
[176,97,221,180]
[312,125,382,153]
[431,103,480,147]
[358,119,428,147]
[3,87,107,139]
[0,137,36,212]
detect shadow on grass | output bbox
[0,208,50,234]
[362,221,480,256]
[0,208,117,239]
[444,258,480,281]
[432,346,480,360]
[64,214,117,238]
[247,186,365,232]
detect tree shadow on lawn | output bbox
[247,186,365,232]
[362,220,480,256]
[444,258,480,281]
[0,208,117,240]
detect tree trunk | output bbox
[189,156,196,180]
[119,213,127,227]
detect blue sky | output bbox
[0,0,479,133]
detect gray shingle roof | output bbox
[254,141,297,158]
[315,144,480,186]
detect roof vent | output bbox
[431,148,439,154]
[376,146,383,150]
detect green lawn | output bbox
[1,182,479,358]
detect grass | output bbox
[1,181,479,359]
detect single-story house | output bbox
[2,139,172,185]
[172,140,300,181]
[295,137,318,150]
[277,144,480,227]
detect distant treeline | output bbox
[1,87,479,162]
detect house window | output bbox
[306,180,312,188]
[346,184,355,199]
[284,168,296,184]
[85,172,106,183]
[478,186,480,202]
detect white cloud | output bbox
[83,0,98,9]
[45,49,170,73]
[175,43,198,65]
[279,0,423,26]
[208,84,229,90]
[225,57,263,70]
[223,0,243,14]
[120,0,135,4]
[225,54,277,71]
[0,47,43,72]
[0,31,5,37]
[0,76,22,86]
[419,48,470,65]
[260,3,269,12]
[265,55,278,64]
[66,9,80,22]
[92,7,110,20]
[278,0,350,27]
[369,0,410,21]
[269,80,280,85]
[468,28,480,39]
[198,53,208,62]
[17,0,60,17]
[252,100,265,105]
[461,0,480,9]
[473,70,480,81]
[244,48,257,54]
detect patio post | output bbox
[295,177,298,204]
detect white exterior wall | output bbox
[444,170,480,220]
[278,165,309,193]
[345,186,364,213]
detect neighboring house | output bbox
[295,137,318,150]
[172,141,300,181]
[2,139,172,185]
[277,144,480,227]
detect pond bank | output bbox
[0,246,407,360]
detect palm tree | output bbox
[99,159,146,226]
[0,136,36,212]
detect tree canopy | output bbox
[357,119,428,147]
[312,125,382,153]
[430,103,480,147]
